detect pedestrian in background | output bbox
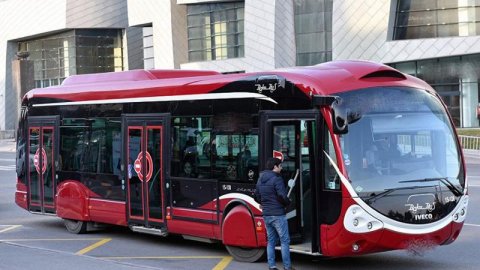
[255,157,295,270]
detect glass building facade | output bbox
[394,0,480,40]
[390,54,480,128]
[18,29,123,88]
[294,0,332,66]
[143,26,154,70]
[187,2,244,62]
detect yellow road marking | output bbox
[0,238,106,242]
[0,234,234,270]
[0,225,21,233]
[76,238,112,255]
[99,255,224,260]
[98,255,233,270]
[212,256,233,270]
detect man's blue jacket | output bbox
[254,170,290,216]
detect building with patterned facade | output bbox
[0,0,479,135]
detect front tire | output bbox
[225,245,265,262]
[64,219,87,234]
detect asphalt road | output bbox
[0,147,479,270]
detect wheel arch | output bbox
[221,199,265,263]
[56,180,91,221]
[221,199,259,247]
[223,199,254,222]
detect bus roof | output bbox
[24,60,432,106]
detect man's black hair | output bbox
[266,157,282,170]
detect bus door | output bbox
[123,114,170,229]
[259,110,321,253]
[27,116,59,214]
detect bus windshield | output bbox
[336,87,464,197]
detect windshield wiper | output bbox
[398,177,463,196]
[364,185,430,204]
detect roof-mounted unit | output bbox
[360,70,406,81]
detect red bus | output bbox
[15,60,468,261]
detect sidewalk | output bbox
[0,139,16,152]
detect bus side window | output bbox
[211,134,258,182]
[171,115,258,182]
[171,116,212,179]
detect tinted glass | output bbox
[187,2,244,61]
[295,0,332,65]
[394,0,480,39]
[171,114,259,182]
[128,128,143,218]
[147,127,163,220]
[29,128,41,205]
[59,118,123,200]
[335,87,463,197]
[43,128,55,207]
[18,29,123,87]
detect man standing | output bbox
[255,157,294,270]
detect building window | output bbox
[18,31,74,88]
[18,29,123,88]
[143,26,155,69]
[294,0,332,66]
[75,29,123,74]
[394,0,480,40]
[389,54,480,128]
[187,2,244,62]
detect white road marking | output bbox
[0,165,15,171]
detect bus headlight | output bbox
[452,195,469,223]
[353,219,359,227]
[367,222,373,230]
[344,205,383,233]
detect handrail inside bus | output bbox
[32,92,278,107]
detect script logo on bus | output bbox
[255,83,278,94]
[405,202,436,213]
[405,194,436,220]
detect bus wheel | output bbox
[225,245,265,262]
[63,219,87,234]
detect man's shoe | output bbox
[284,267,296,270]
[269,267,279,270]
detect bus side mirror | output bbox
[311,95,349,134]
[332,101,348,134]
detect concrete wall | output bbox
[180,0,296,72]
[66,0,128,28]
[128,0,188,69]
[333,0,480,63]
[0,0,67,131]
[0,0,130,132]
[11,59,34,132]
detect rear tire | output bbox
[225,245,265,262]
[64,219,87,234]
